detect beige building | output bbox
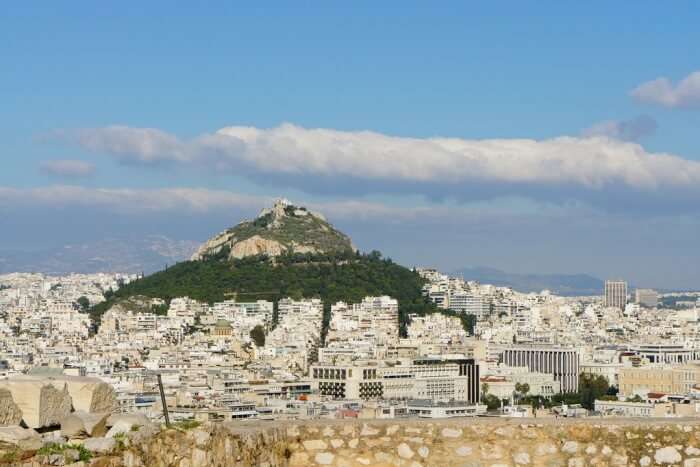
[619,364,700,396]
[604,280,627,310]
[595,399,698,417]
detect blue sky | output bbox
[2,2,700,288]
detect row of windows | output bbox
[312,368,350,380]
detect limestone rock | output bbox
[655,446,682,464]
[230,236,285,259]
[0,426,43,451]
[0,377,72,429]
[397,443,414,459]
[0,388,22,426]
[60,411,109,438]
[191,199,356,261]
[315,452,335,465]
[106,420,136,438]
[106,413,152,429]
[84,436,117,454]
[45,376,115,413]
[63,448,80,463]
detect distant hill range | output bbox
[451,266,604,296]
[0,236,198,275]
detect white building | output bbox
[604,280,627,310]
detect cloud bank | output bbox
[631,70,700,109]
[39,159,96,177]
[0,186,264,214]
[0,185,568,224]
[62,124,699,188]
[581,115,657,142]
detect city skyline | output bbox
[2,3,700,289]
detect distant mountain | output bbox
[191,198,356,261]
[0,236,199,275]
[451,266,604,296]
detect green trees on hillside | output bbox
[89,251,453,336]
[75,296,90,312]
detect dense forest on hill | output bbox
[89,250,474,336]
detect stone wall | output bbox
[41,418,700,467]
[5,418,700,466]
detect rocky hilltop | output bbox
[191,199,356,261]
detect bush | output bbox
[173,419,201,430]
[250,324,266,347]
[37,443,92,462]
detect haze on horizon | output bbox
[2,2,700,289]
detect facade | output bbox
[618,364,700,396]
[580,362,622,387]
[310,357,480,404]
[604,280,628,310]
[631,344,700,365]
[594,399,697,417]
[406,400,486,418]
[449,293,490,319]
[635,289,658,308]
[501,345,579,393]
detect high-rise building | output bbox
[604,280,628,310]
[635,289,658,308]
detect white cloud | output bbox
[39,159,96,177]
[581,115,657,142]
[0,186,266,214]
[0,185,571,224]
[59,123,700,206]
[631,71,700,109]
[72,126,188,163]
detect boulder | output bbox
[60,411,109,438]
[83,436,117,454]
[63,448,80,463]
[0,388,22,426]
[0,426,43,451]
[44,376,115,413]
[0,377,72,429]
[106,413,151,429]
[41,432,67,444]
[106,420,134,438]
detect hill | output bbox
[89,199,478,336]
[191,198,355,261]
[90,250,444,335]
[452,266,604,296]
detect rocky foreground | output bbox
[5,415,700,466]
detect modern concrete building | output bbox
[631,344,700,365]
[604,280,628,310]
[310,357,480,404]
[635,289,658,308]
[501,345,580,393]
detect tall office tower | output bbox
[635,289,658,308]
[604,280,628,310]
